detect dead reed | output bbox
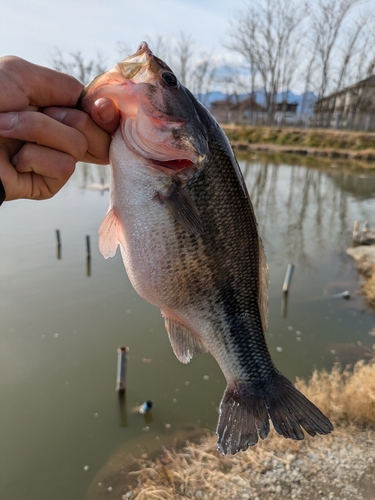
[124,360,375,500]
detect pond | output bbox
[1,155,375,500]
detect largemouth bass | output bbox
[80,42,333,455]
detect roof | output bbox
[316,75,375,104]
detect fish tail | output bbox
[216,372,333,455]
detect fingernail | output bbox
[44,108,68,122]
[0,112,18,130]
[97,101,116,124]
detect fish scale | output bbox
[80,41,333,455]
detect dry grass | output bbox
[355,258,375,308]
[296,361,375,427]
[222,125,375,152]
[122,360,375,500]
[362,264,375,308]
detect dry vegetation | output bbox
[358,263,375,308]
[363,270,375,308]
[347,247,375,308]
[90,361,375,500]
[222,125,375,163]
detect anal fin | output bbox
[163,315,208,364]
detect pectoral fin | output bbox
[98,208,125,258]
[163,315,209,363]
[161,182,203,236]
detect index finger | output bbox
[0,56,84,110]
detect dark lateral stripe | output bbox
[0,179,5,206]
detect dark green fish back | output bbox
[185,134,275,380]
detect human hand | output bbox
[0,56,119,202]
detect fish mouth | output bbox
[79,41,209,168]
[150,158,195,172]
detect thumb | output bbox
[91,98,120,135]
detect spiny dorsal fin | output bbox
[163,315,209,364]
[161,182,203,236]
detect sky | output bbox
[1,0,243,71]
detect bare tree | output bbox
[307,0,364,98]
[190,52,217,105]
[227,0,307,115]
[351,19,375,83]
[118,35,172,63]
[171,32,195,86]
[334,14,368,92]
[51,49,107,85]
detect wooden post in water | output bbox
[116,346,129,392]
[282,264,294,293]
[281,264,294,317]
[86,235,91,259]
[56,229,61,260]
[86,235,91,277]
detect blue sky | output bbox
[1,0,242,69]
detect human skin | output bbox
[0,56,119,201]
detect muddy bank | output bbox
[347,245,375,308]
[86,361,375,500]
[222,125,375,166]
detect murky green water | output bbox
[1,156,375,499]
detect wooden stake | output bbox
[116,346,129,392]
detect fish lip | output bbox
[121,41,153,65]
[136,41,153,59]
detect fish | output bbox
[79,42,333,455]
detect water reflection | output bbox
[78,162,110,191]
[241,156,375,269]
[1,156,375,500]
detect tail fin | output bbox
[216,372,333,455]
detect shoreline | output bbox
[231,140,375,164]
[347,246,375,308]
[87,361,375,500]
[221,125,375,167]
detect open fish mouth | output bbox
[150,158,196,172]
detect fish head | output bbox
[79,42,208,174]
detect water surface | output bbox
[1,156,375,500]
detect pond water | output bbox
[1,155,375,500]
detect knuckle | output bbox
[61,155,76,178]
[0,55,25,72]
[16,143,33,164]
[73,135,89,161]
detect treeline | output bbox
[52,0,375,111]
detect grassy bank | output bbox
[92,360,375,500]
[223,125,375,163]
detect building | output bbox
[210,96,267,125]
[314,75,375,130]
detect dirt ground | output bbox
[86,362,375,500]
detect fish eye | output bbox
[162,72,178,87]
